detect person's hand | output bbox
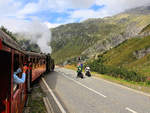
[23,66,28,73]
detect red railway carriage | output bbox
[0,30,54,113]
[24,51,47,92]
[25,51,46,82]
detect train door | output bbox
[0,50,11,113]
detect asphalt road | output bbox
[43,67,150,113]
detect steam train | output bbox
[0,30,55,113]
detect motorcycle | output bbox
[85,67,91,77]
[77,71,84,78]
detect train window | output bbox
[0,51,11,107]
[36,58,38,67]
[33,58,35,63]
[30,58,32,63]
[40,59,42,65]
[32,58,35,69]
[13,54,20,92]
[21,56,24,65]
[29,58,32,66]
[25,56,28,63]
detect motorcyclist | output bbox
[85,65,91,77]
[76,63,83,78]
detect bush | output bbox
[87,57,147,82]
[146,77,150,85]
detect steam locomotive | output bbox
[0,29,54,113]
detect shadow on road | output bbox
[44,70,58,90]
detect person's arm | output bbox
[13,73,26,84]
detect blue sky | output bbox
[0,0,150,31]
[15,0,106,24]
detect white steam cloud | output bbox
[18,20,52,53]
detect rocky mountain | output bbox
[125,5,150,14]
[51,5,150,64]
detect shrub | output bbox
[146,77,150,85]
[87,57,147,83]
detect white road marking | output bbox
[62,73,107,98]
[42,78,67,113]
[125,107,138,113]
[93,76,150,97]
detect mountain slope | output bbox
[51,5,150,64]
[101,36,150,77]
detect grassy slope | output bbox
[102,36,150,77]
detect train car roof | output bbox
[0,30,22,52]
[25,51,46,57]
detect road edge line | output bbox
[125,107,138,113]
[41,77,67,113]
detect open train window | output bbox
[36,58,39,67]
[21,56,24,65]
[33,58,35,63]
[29,58,32,66]
[40,59,42,65]
[33,58,36,69]
[13,54,20,93]
[30,58,32,62]
[0,50,11,111]
[25,56,28,63]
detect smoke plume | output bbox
[18,20,52,53]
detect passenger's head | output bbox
[14,64,23,74]
[16,68,22,73]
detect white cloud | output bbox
[70,9,108,21]
[95,0,150,15]
[0,0,21,17]
[44,22,60,28]
[46,0,95,10]
[61,0,95,9]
